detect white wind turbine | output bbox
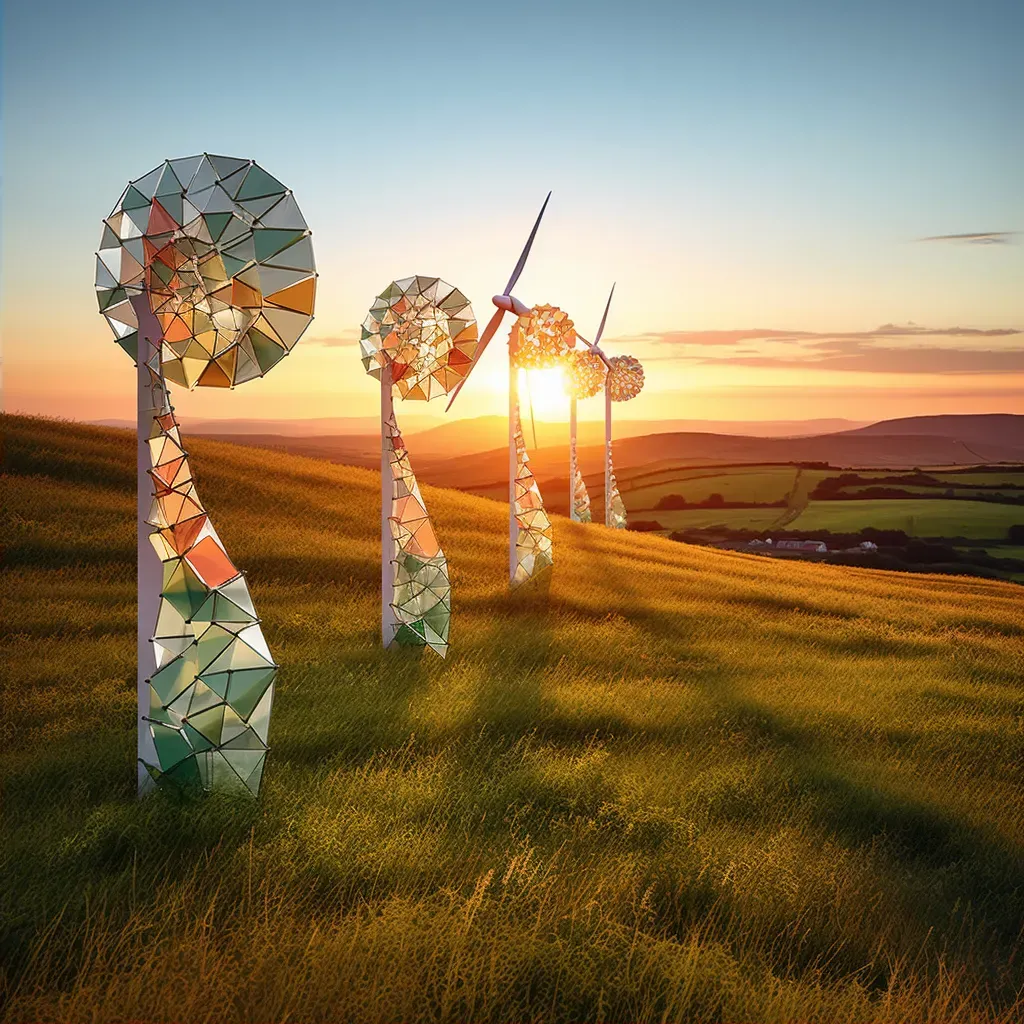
[446,195,556,586]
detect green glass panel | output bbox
[183,722,214,752]
[248,330,287,372]
[203,213,233,241]
[253,228,305,262]
[116,331,139,361]
[222,749,265,784]
[225,667,276,719]
[152,722,192,769]
[150,653,198,705]
[122,185,150,210]
[236,164,285,201]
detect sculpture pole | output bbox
[134,299,162,796]
[509,349,519,584]
[569,395,579,521]
[380,362,398,647]
[604,382,613,527]
[603,354,644,530]
[361,277,476,656]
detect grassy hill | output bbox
[846,414,1024,447]
[3,414,1024,1023]
[194,416,1024,520]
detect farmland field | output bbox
[3,415,1024,1023]
[837,485,1014,499]
[791,499,1023,539]
[623,466,802,508]
[932,471,1024,487]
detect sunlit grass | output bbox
[2,413,1023,1023]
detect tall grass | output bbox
[2,413,1023,1023]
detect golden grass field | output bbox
[3,413,1023,1023]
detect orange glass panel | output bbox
[147,199,179,237]
[197,361,231,388]
[185,536,239,588]
[266,276,315,315]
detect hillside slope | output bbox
[194,423,1024,523]
[434,428,1024,484]
[3,414,1024,1023]
[846,414,1024,446]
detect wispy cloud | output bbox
[916,231,1017,245]
[700,339,1024,375]
[619,324,1021,348]
[304,329,361,347]
[623,328,816,347]
[607,324,1024,375]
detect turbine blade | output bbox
[594,282,616,346]
[504,191,551,295]
[445,306,506,411]
[575,331,613,369]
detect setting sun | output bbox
[518,366,569,418]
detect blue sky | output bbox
[3,0,1022,422]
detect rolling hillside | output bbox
[845,414,1024,446]
[195,416,1024,521]
[3,414,1024,1023]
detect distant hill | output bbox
[405,416,868,456]
[93,414,440,437]
[189,414,1024,518]
[843,414,1024,447]
[93,415,868,451]
[414,428,1024,515]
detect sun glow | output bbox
[518,366,569,418]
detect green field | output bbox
[3,415,1024,1023]
[791,499,1023,539]
[838,485,1018,499]
[624,466,802,508]
[932,472,1024,487]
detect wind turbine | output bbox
[574,286,645,528]
[446,195,562,587]
[602,354,646,527]
[444,192,550,412]
[565,285,615,522]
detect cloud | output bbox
[622,328,816,347]
[917,231,1017,245]
[303,329,360,347]
[607,324,1024,375]
[622,324,1022,348]
[702,340,1024,375]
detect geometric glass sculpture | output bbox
[507,305,576,584]
[607,465,628,530]
[604,354,645,529]
[512,408,554,583]
[143,360,276,793]
[98,154,315,384]
[441,196,552,588]
[510,304,577,369]
[565,347,606,400]
[361,277,478,655]
[606,354,645,403]
[571,455,593,523]
[564,348,606,523]
[96,154,315,796]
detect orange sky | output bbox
[5,0,1023,429]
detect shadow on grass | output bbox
[273,643,434,770]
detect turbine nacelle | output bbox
[494,294,531,317]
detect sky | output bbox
[3,0,1022,426]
